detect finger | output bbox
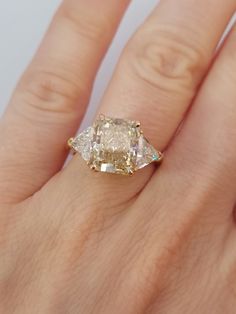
[120,27,236,307]
[57,0,236,205]
[149,22,236,220]
[100,0,236,150]
[0,0,130,203]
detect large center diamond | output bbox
[70,116,160,175]
[91,117,139,175]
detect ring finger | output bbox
[62,0,236,203]
[100,0,236,150]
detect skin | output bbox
[0,0,236,312]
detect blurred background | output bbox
[0,0,235,125]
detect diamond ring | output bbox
[68,115,163,176]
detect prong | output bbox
[157,152,164,162]
[90,165,97,171]
[136,121,141,128]
[67,137,74,148]
[128,169,135,176]
[99,114,105,120]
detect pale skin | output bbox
[1,0,236,312]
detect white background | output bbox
[0,1,235,122]
[0,0,159,122]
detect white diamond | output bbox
[136,136,160,170]
[71,127,93,161]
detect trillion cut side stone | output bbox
[70,127,94,161]
[71,116,161,175]
[136,136,161,170]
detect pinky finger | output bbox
[154,23,236,221]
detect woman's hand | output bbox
[1,0,236,313]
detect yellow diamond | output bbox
[90,116,140,175]
[70,116,160,175]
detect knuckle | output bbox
[59,3,111,43]
[17,69,88,118]
[126,25,207,94]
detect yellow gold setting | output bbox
[68,115,163,176]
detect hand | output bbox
[1,0,236,313]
